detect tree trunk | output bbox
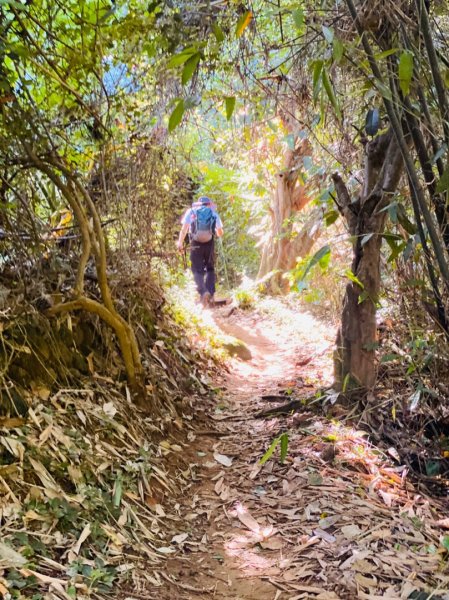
[258,139,318,293]
[335,221,384,391]
[333,130,404,392]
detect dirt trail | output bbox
[148,304,447,600]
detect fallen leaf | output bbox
[307,472,323,485]
[102,401,117,417]
[340,524,362,539]
[214,453,233,467]
[435,518,449,529]
[260,537,284,550]
[214,477,224,495]
[352,558,376,574]
[237,508,261,533]
[249,463,262,479]
[72,523,91,555]
[319,515,339,529]
[157,546,176,554]
[171,533,189,544]
[355,573,377,587]
[0,541,26,567]
[0,417,26,429]
[313,528,336,543]
[378,489,396,506]
[19,568,66,585]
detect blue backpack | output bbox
[190,205,215,243]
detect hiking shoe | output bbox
[202,292,211,307]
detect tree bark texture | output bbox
[333,130,404,392]
[258,139,320,293]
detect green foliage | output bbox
[260,432,289,465]
[225,96,236,120]
[182,53,201,84]
[234,288,256,310]
[169,99,186,131]
[235,11,252,38]
[292,8,304,31]
[295,245,331,286]
[435,164,449,193]
[398,51,414,96]
[322,69,341,119]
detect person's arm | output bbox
[215,214,224,238]
[177,222,190,251]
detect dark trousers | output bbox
[190,239,215,297]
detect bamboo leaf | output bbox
[361,233,374,246]
[260,432,289,465]
[312,60,323,102]
[236,11,252,38]
[398,50,413,96]
[225,96,236,120]
[430,143,447,165]
[365,108,380,136]
[113,473,123,508]
[280,433,289,463]
[213,23,225,43]
[0,0,26,9]
[436,164,449,193]
[374,79,393,101]
[167,48,197,68]
[322,69,341,119]
[292,8,304,30]
[259,436,280,465]
[168,99,185,132]
[397,202,417,234]
[325,209,339,226]
[375,48,399,60]
[298,244,331,283]
[333,37,344,63]
[322,25,333,43]
[181,53,200,85]
[345,269,364,289]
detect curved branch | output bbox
[331,173,359,234]
[47,297,146,404]
[23,145,91,295]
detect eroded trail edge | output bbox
[145,306,448,600]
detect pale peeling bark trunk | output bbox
[258,140,318,293]
[333,129,404,392]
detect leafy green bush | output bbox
[234,288,256,310]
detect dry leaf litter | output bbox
[1,299,448,600]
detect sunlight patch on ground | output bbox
[168,280,335,385]
[166,279,237,355]
[302,419,408,506]
[221,419,414,587]
[258,294,334,349]
[223,503,280,575]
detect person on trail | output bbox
[177,196,224,307]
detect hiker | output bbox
[177,196,224,306]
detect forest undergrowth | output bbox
[1,276,449,599]
[135,295,449,600]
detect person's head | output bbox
[198,196,211,205]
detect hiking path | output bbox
[133,302,447,600]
